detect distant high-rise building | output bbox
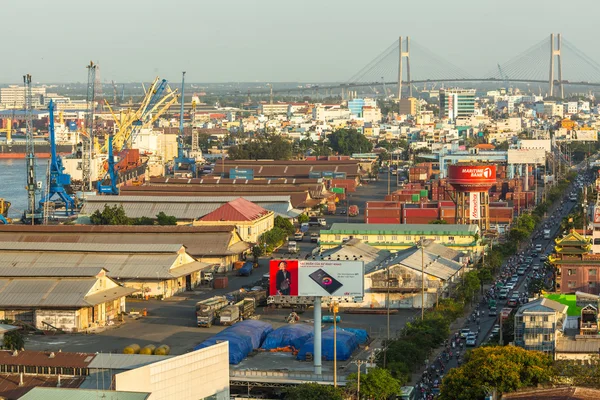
[439,89,475,120]
[399,97,419,116]
[348,98,365,117]
[0,85,46,108]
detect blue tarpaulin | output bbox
[261,324,314,350]
[296,329,358,361]
[194,320,273,364]
[327,327,369,344]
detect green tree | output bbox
[297,214,309,224]
[439,346,552,400]
[90,205,131,225]
[327,128,373,155]
[228,134,293,160]
[156,212,177,226]
[251,245,263,262]
[458,271,480,305]
[274,215,295,236]
[347,368,401,400]
[3,330,24,351]
[282,382,344,400]
[133,216,155,225]
[429,219,448,224]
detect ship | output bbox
[0,140,73,159]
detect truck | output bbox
[309,216,327,227]
[311,233,319,243]
[327,202,336,215]
[348,205,359,217]
[219,298,256,325]
[200,271,214,285]
[196,296,228,328]
[294,231,304,242]
[238,261,254,277]
[543,229,551,240]
[268,295,314,310]
[288,241,298,254]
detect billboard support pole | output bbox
[314,296,322,375]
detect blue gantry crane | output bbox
[39,100,76,214]
[96,134,119,195]
[173,71,197,177]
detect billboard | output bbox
[507,149,546,164]
[447,165,496,192]
[469,192,480,220]
[269,260,364,297]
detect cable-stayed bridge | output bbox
[249,34,600,97]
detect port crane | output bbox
[22,74,43,225]
[173,71,197,177]
[39,100,76,214]
[103,76,178,153]
[96,134,118,195]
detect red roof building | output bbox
[196,198,274,243]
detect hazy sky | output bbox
[2,0,599,84]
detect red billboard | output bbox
[269,260,299,296]
[447,165,496,192]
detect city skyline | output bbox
[1,0,599,83]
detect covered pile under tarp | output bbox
[296,329,359,361]
[194,320,273,364]
[327,327,369,344]
[261,324,314,350]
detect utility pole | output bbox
[421,240,425,320]
[387,151,391,195]
[384,261,390,368]
[332,301,339,387]
[351,359,367,399]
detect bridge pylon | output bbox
[397,36,411,100]
[549,33,564,98]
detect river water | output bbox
[0,159,49,219]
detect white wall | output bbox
[116,342,230,400]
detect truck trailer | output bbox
[196,296,228,328]
[219,298,256,325]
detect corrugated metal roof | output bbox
[321,239,391,273]
[0,350,95,368]
[0,374,84,399]
[199,198,270,222]
[0,242,183,254]
[381,247,462,280]
[19,387,150,400]
[0,267,104,277]
[87,353,173,370]
[326,223,479,235]
[517,298,568,315]
[556,336,600,353]
[0,278,133,308]
[80,195,297,220]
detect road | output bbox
[417,165,593,397]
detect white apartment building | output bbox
[565,102,578,115]
[0,85,46,107]
[260,103,288,116]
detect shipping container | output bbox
[213,276,229,289]
[365,217,401,224]
[365,209,402,218]
[233,261,245,270]
[411,194,420,202]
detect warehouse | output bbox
[80,194,302,221]
[0,266,133,331]
[0,242,209,299]
[0,225,250,271]
[319,222,482,256]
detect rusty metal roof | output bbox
[0,350,95,368]
[199,198,270,222]
[0,242,183,254]
[0,374,84,399]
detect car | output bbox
[517,268,526,276]
[466,337,477,347]
[460,328,471,338]
[505,282,516,290]
[507,298,519,307]
[489,306,498,316]
[491,324,500,335]
[540,255,548,262]
[532,264,540,272]
[498,289,509,300]
[525,257,533,264]
[511,275,519,282]
[339,209,347,215]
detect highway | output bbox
[417,162,595,397]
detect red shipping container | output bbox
[213,276,229,289]
[404,216,438,224]
[366,209,402,218]
[403,208,439,218]
[366,201,402,208]
[365,217,401,224]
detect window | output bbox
[543,334,550,342]
[405,236,412,241]
[391,235,398,241]
[377,235,384,241]
[567,269,576,276]
[448,236,455,241]
[335,235,341,240]
[363,236,369,241]
[436,236,441,241]
[590,282,597,288]
[248,227,251,236]
[568,281,577,288]
[529,316,536,322]
[543,315,549,322]
[590,269,597,276]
